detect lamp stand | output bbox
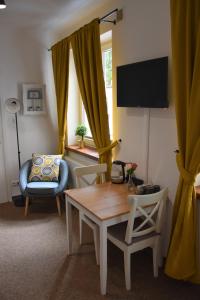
[12,112,24,207]
[15,113,21,170]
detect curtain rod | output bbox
[48,8,119,51]
[99,8,118,24]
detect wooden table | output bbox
[65,182,134,295]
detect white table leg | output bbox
[99,223,107,295]
[66,196,73,255]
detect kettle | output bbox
[111,160,126,184]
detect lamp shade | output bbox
[0,0,6,9]
[5,98,21,114]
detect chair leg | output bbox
[56,196,61,216]
[124,250,131,290]
[158,238,163,267]
[153,238,159,277]
[93,227,100,265]
[79,213,83,245]
[25,196,29,217]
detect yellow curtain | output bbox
[51,38,70,154]
[70,19,117,179]
[165,0,200,282]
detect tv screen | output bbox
[117,57,168,108]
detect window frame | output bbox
[80,39,113,146]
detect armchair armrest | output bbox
[56,160,69,194]
[19,160,32,195]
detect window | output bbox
[81,31,113,140]
[102,47,113,138]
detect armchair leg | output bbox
[56,196,62,216]
[25,197,29,217]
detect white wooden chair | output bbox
[74,163,107,265]
[107,188,168,290]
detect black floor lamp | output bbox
[5,98,24,206]
[5,98,21,169]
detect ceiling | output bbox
[0,0,112,31]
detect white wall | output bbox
[0,99,8,203]
[0,27,58,201]
[111,0,178,199]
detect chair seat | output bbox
[108,221,159,245]
[26,182,59,196]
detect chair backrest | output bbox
[74,163,107,188]
[125,188,168,244]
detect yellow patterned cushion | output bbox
[29,154,62,182]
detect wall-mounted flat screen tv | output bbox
[117,57,168,108]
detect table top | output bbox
[65,182,133,221]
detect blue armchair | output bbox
[19,159,68,216]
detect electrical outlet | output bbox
[11,180,19,187]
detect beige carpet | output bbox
[0,200,200,300]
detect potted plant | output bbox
[75,124,87,148]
